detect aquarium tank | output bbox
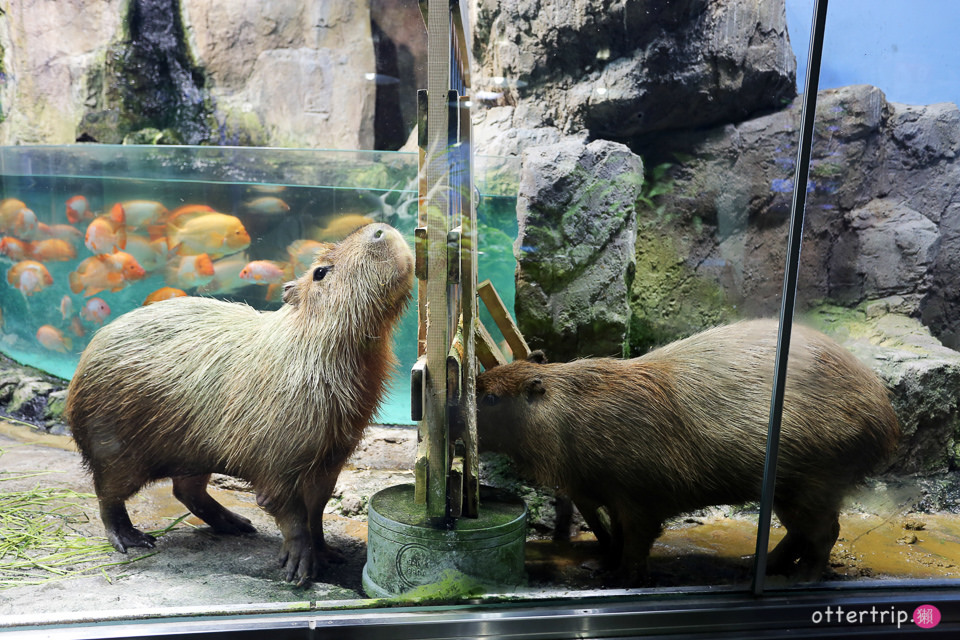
[0,145,518,426]
[2,0,960,637]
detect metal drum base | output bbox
[362,484,527,598]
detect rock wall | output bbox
[0,0,128,144]
[514,138,642,360]
[471,0,796,156]
[634,84,960,351]
[0,0,383,148]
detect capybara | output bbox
[475,319,900,584]
[66,223,413,584]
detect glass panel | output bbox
[780,0,960,588]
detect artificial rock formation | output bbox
[0,0,379,148]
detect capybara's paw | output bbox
[210,510,256,535]
[279,537,316,586]
[106,526,156,553]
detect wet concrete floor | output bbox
[2,419,960,619]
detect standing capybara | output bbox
[475,319,900,584]
[66,223,413,584]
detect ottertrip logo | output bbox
[811,604,941,629]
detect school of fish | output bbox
[0,194,375,355]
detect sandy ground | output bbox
[2,420,960,629]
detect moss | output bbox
[628,220,736,355]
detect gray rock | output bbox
[514,138,642,360]
[471,0,796,140]
[806,305,960,476]
[636,84,960,349]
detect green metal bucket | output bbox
[362,484,527,598]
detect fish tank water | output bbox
[0,145,519,425]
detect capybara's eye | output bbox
[482,393,500,407]
[313,266,332,281]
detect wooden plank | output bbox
[458,93,479,518]
[475,320,508,369]
[478,279,530,360]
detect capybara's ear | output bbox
[527,350,548,364]
[282,280,300,306]
[524,377,545,401]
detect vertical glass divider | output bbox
[751,0,830,596]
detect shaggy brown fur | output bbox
[476,319,900,584]
[66,223,413,584]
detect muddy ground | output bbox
[2,420,960,628]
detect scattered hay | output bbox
[0,446,185,588]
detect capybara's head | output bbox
[282,222,414,328]
[476,359,549,453]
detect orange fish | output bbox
[241,197,290,215]
[7,260,53,296]
[143,286,188,306]
[0,237,31,261]
[69,316,86,338]
[0,199,38,239]
[238,260,289,284]
[124,234,168,272]
[80,297,111,325]
[312,214,373,242]
[65,195,93,224]
[68,252,146,297]
[110,200,168,229]
[60,295,74,321]
[38,223,84,246]
[85,215,127,254]
[165,253,216,289]
[36,325,73,353]
[195,253,250,295]
[167,204,215,224]
[28,238,77,262]
[166,212,250,258]
[286,239,331,276]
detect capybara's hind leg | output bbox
[305,471,344,566]
[770,502,840,582]
[100,498,156,553]
[91,465,155,553]
[172,474,255,535]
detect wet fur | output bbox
[66,223,413,584]
[476,320,900,584]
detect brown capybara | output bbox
[475,319,900,584]
[66,223,413,585]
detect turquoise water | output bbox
[0,146,518,425]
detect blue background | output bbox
[786,0,960,107]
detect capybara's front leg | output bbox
[100,498,156,553]
[172,474,256,535]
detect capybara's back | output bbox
[476,319,899,583]
[67,223,414,584]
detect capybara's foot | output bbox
[100,499,155,553]
[172,474,257,535]
[279,535,317,586]
[209,509,256,535]
[106,525,156,553]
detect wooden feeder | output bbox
[362,0,528,598]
